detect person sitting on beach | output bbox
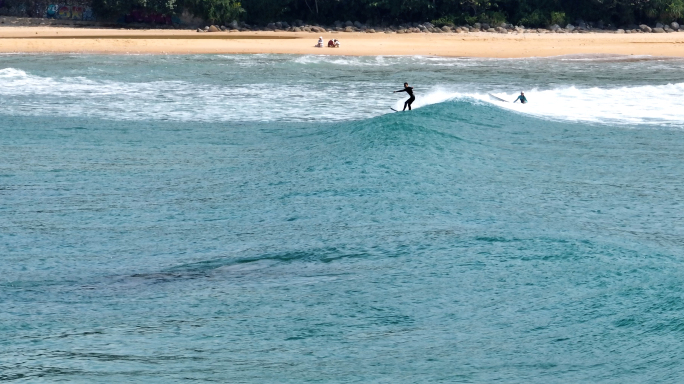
[514,92,527,104]
[315,37,324,48]
[334,39,340,47]
[394,82,415,111]
[328,39,335,47]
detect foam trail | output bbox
[0,68,393,123]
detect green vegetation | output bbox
[91,0,243,24]
[90,0,684,26]
[236,0,684,26]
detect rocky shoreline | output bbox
[199,19,683,35]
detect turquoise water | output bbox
[2,54,684,382]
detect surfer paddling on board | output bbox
[513,92,527,104]
[394,83,415,111]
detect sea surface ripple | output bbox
[1,54,684,383]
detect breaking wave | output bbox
[1,65,683,127]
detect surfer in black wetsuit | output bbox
[394,83,415,111]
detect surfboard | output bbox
[488,93,509,103]
[390,107,399,112]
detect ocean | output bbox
[1,54,684,383]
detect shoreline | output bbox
[1,27,683,57]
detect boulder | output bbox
[656,22,664,28]
[354,21,363,28]
[671,22,680,30]
[481,23,490,30]
[208,25,220,32]
[281,21,290,29]
[344,26,353,32]
[295,20,303,27]
[487,28,496,32]
[424,22,434,29]
[441,26,451,32]
[549,24,560,31]
[565,24,575,31]
[204,26,210,31]
[266,22,276,30]
[345,20,353,27]
[473,23,481,29]
[639,24,652,32]
[220,25,226,31]
[366,28,375,33]
[615,29,625,33]
[229,20,239,29]
[652,27,665,33]
[334,20,343,28]
[293,27,301,32]
[196,28,203,32]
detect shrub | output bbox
[549,11,565,26]
[182,0,243,24]
[431,15,455,27]
[518,10,547,27]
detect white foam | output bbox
[1,66,683,126]
[474,84,684,126]
[392,88,457,111]
[406,84,684,127]
[0,67,392,122]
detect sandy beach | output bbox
[0,26,683,57]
